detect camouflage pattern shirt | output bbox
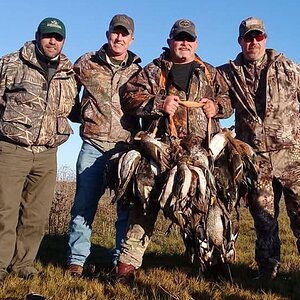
[71,44,141,148]
[121,48,232,143]
[0,41,77,152]
[218,49,300,152]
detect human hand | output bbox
[200,98,217,118]
[162,95,180,116]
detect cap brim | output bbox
[110,24,133,34]
[241,28,265,37]
[171,30,196,39]
[39,28,65,38]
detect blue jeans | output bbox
[67,141,129,267]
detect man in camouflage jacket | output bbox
[67,14,142,277]
[218,17,300,279]
[0,17,77,280]
[115,19,232,281]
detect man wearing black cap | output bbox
[218,16,300,280]
[0,17,76,280]
[114,18,232,283]
[66,14,141,277]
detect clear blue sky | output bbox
[1,0,299,171]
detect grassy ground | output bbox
[1,181,300,300]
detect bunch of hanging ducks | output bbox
[107,126,258,281]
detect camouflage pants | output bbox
[118,201,160,268]
[249,147,300,269]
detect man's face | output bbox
[106,26,134,59]
[168,33,197,64]
[239,31,266,61]
[37,32,65,59]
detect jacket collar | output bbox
[97,43,141,67]
[20,41,74,74]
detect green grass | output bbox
[1,182,300,300]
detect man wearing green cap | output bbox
[0,17,76,280]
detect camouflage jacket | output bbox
[121,48,232,143]
[71,44,141,144]
[0,41,77,150]
[218,49,300,152]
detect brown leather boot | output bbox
[116,262,135,286]
[68,264,83,277]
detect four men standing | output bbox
[0,14,299,284]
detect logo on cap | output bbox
[169,19,197,39]
[48,20,62,29]
[37,17,66,38]
[239,17,266,37]
[178,20,192,28]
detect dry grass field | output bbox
[1,171,300,300]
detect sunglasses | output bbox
[41,33,64,41]
[242,34,265,43]
[173,35,196,42]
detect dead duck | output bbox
[134,131,171,172]
[133,157,159,212]
[112,149,141,204]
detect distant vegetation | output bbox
[56,165,76,182]
[1,173,300,299]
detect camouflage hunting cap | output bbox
[169,19,197,39]
[109,14,134,34]
[37,17,66,38]
[239,17,266,37]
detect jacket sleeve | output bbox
[0,57,7,115]
[68,93,81,123]
[67,64,83,123]
[296,63,300,106]
[214,65,235,119]
[212,66,234,119]
[121,64,166,119]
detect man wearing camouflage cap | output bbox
[114,18,232,284]
[0,17,77,280]
[218,17,300,280]
[66,14,141,277]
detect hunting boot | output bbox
[68,264,83,277]
[0,268,8,281]
[257,258,280,280]
[116,262,135,286]
[11,266,38,280]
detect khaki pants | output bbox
[0,141,57,271]
[119,201,160,268]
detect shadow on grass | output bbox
[37,234,113,269]
[37,236,300,299]
[142,254,300,299]
[143,251,185,270]
[229,262,300,299]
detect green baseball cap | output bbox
[37,17,66,38]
